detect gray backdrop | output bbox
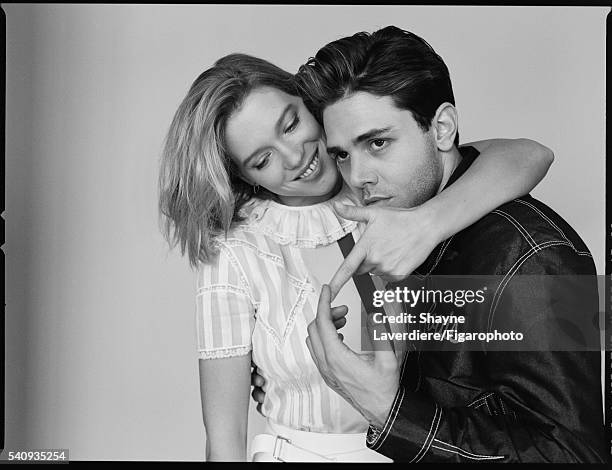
[4,4,607,461]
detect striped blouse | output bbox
[195,187,375,433]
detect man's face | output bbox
[323,92,443,209]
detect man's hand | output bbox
[330,202,443,299]
[306,284,400,428]
[250,304,352,413]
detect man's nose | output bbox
[347,155,377,189]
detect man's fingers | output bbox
[333,202,372,223]
[331,304,348,329]
[316,284,344,345]
[329,244,367,300]
[306,321,327,365]
[331,304,349,318]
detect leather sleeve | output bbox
[366,244,607,463]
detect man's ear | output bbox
[433,102,458,152]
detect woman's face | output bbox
[224,86,340,206]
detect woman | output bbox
[158,54,554,462]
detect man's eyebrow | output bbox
[242,104,294,167]
[354,127,393,144]
[326,127,393,156]
[326,145,343,156]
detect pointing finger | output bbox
[315,285,343,347]
[329,243,367,300]
[307,321,326,365]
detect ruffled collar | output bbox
[236,184,361,248]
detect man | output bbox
[253,26,606,462]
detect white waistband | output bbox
[266,420,367,453]
[249,420,393,462]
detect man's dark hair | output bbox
[296,26,459,146]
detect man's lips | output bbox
[363,196,390,206]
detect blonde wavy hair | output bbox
[158,54,298,267]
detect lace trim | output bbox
[235,186,361,248]
[198,345,251,360]
[239,222,357,249]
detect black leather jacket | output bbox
[366,146,607,463]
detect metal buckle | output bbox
[272,435,291,462]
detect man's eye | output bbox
[254,154,270,170]
[284,115,300,133]
[335,151,349,163]
[370,139,388,151]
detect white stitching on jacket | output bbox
[412,405,442,463]
[513,199,591,255]
[492,210,537,249]
[487,240,575,332]
[414,236,455,279]
[370,385,406,451]
[467,392,495,408]
[432,439,505,460]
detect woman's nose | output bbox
[279,142,304,170]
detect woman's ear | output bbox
[240,175,254,186]
[234,167,254,187]
[433,102,458,152]
[228,159,253,187]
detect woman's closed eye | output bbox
[284,116,299,133]
[284,114,300,134]
[254,153,271,170]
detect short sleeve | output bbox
[195,245,256,360]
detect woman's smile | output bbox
[294,148,321,181]
[225,86,340,206]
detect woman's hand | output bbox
[251,364,266,414]
[329,202,443,298]
[329,138,554,297]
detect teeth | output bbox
[298,152,319,179]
